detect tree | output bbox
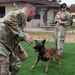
[70,4,75,7]
[57,0,61,2]
[51,0,61,3]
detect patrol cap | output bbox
[60,3,67,8]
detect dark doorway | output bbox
[43,10,47,23]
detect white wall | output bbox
[0,3,59,27]
[26,19,42,27]
[48,9,54,21]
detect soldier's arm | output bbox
[54,12,60,23]
[13,12,32,44]
[5,11,33,44]
[61,12,71,26]
[14,13,26,40]
[4,11,27,40]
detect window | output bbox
[72,15,75,19]
[43,10,47,23]
[34,8,40,19]
[0,7,5,18]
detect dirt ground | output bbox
[30,33,75,43]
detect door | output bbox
[43,10,47,23]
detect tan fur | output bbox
[31,47,61,73]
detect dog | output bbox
[31,39,61,73]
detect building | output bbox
[68,6,75,22]
[0,0,60,27]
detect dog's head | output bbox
[33,39,46,52]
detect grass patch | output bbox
[18,41,75,75]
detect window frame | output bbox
[0,6,5,18]
[34,8,41,19]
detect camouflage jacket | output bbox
[0,9,27,49]
[54,11,71,30]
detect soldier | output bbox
[0,3,36,75]
[54,3,71,57]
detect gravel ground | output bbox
[29,33,75,43]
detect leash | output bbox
[46,33,53,44]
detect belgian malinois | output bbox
[31,39,61,73]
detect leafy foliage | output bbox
[70,4,75,6]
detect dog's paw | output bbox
[45,70,48,73]
[59,61,61,65]
[45,68,48,73]
[31,66,35,69]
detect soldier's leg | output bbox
[9,53,21,75]
[57,29,66,56]
[54,28,58,49]
[0,54,9,75]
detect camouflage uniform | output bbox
[54,11,71,55]
[0,9,27,75]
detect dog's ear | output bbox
[42,39,46,46]
[35,40,38,44]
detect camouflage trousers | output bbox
[54,28,66,55]
[0,55,9,75]
[9,53,21,75]
[0,53,21,75]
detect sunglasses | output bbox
[62,7,66,8]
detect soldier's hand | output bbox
[24,34,33,45]
[57,19,61,23]
[57,19,64,24]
